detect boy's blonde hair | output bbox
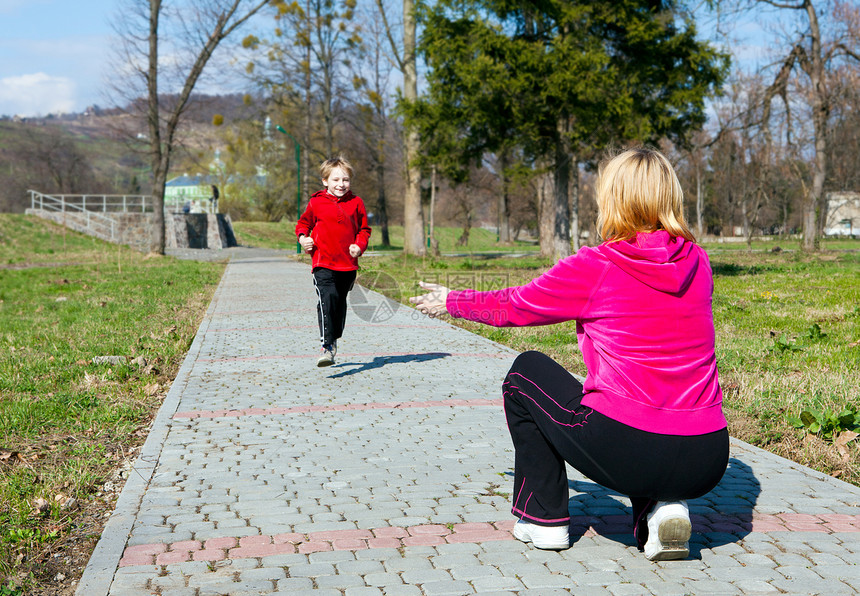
[319,156,354,181]
[595,147,695,243]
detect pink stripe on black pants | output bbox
[503,351,728,548]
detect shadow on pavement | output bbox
[326,352,451,378]
[504,457,761,556]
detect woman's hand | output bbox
[299,235,314,253]
[409,281,450,318]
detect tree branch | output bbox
[374,0,404,72]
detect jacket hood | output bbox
[600,230,699,295]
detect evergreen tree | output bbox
[405,0,728,257]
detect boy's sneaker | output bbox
[643,501,691,561]
[512,520,570,550]
[317,345,335,367]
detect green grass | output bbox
[232,220,539,253]
[0,215,224,593]
[701,236,860,252]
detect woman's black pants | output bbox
[504,351,729,548]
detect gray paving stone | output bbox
[344,588,384,596]
[734,579,781,593]
[239,567,287,582]
[676,580,740,594]
[419,580,476,595]
[770,578,856,594]
[518,573,576,589]
[813,564,860,580]
[378,586,422,596]
[272,577,314,590]
[315,573,368,589]
[471,576,525,591]
[607,584,651,596]
[385,557,434,572]
[431,553,482,569]
[450,565,503,581]
[286,562,336,577]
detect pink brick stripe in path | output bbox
[197,352,511,363]
[173,399,503,420]
[118,513,860,568]
[209,323,447,332]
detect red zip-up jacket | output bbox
[295,189,371,271]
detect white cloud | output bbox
[0,72,76,117]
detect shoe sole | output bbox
[648,517,691,561]
[512,524,569,550]
[317,358,334,367]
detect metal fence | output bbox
[28,190,119,241]
[28,191,216,215]
[28,191,156,213]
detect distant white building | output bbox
[825,192,860,237]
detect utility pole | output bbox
[276,125,302,254]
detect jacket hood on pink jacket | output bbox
[601,232,699,296]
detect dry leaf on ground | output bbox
[835,431,859,463]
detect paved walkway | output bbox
[77,251,860,595]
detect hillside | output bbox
[0,94,248,213]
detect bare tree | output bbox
[375,0,424,255]
[723,0,860,250]
[348,0,400,247]
[111,0,270,254]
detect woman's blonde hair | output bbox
[595,147,695,243]
[319,155,354,181]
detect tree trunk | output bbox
[537,170,555,258]
[375,159,390,246]
[552,129,571,260]
[568,160,580,252]
[696,162,704,238]
[402,0,425,255]
[497,150,511,243]
[141,0,269,253]
[802,0,825,252]
[148,0,165,254]
[303,0,312,219]
[457,210,471,246]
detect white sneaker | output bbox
[643,501,691,561]
[317,345,335,367]
[331,340,337,357]
[512,520,570,550]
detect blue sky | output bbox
[0,0,119,117]
[0,0,778,119]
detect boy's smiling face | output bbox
[323,166,351,198]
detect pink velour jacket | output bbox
[446,230,726,436]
